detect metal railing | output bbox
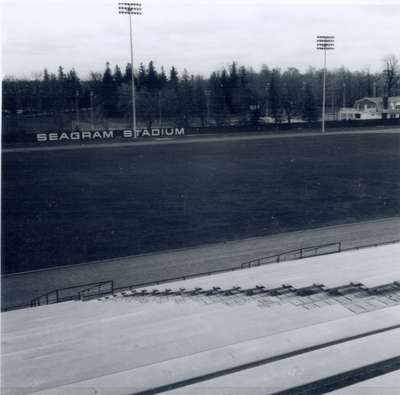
[78,281,115,301]
[341,239,400,252]
[240,242,341,269]
[112,242,342,294]
[30,280,113,307]
[28,239,399,308]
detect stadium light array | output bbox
[317,35,335,133]
[118,2,143,136]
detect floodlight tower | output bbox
[118,2,142,137]
[317,35,335,133]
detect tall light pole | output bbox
[118,2,142,137]
[317,35,334,133]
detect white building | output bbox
[339,96,400,120]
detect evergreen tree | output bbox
[180,70,196,126]
[56,66,66,111]
[163,66,180,125]
[101,62,118,117]
[228,62,239,113]
[145,61,159,92]
[169,66,179,90]
[194,76,207,126]
[137,63,146,90]
[2,78,18,114]
[209,71,227,125]
[41,69,51,113]
[159,67,168,90]
[113,65,123,86]
[65,68,81,112]
[123,63,132,84]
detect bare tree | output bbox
[382,54,399,97]
[381,54,399,118]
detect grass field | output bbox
[2,131,400,273]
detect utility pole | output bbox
[317,35,335,133]
[75,90,80,129]
[159,91,162,127]
[205,89,211,126]
[342,82,346,108]
[118,2,142,137]
[90,91,94,131]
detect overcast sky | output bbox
[2,0,400,79]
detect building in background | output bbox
[339,96,400,120]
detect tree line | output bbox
[2,54,399,130]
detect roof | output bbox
[354,97,400,106]
[2,243,400,394]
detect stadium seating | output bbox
[1,243,400,395]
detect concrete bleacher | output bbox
[330,370,400,394]
[1,243,400,394]
[161,328,400,395]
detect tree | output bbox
[269,69,282,123]
[65,68,81,112]
[194,76,207,126]
[169,66,179,90]
[137,63,146,90]
[123,63,132,84]
[282,68,302,123]
[2,77,18,115]
[382,54,399,98]
[381,54,399,118]
[159,66,168,90]
[100,62,118,117]
[145,61,159,92]
[163,66,181,125]
[180,70,196,126]
[302,82,318,122]
[113,65,123,86]
[209,72,228,126]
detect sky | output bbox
[2,0,400,79]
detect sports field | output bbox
[2,130,400,273]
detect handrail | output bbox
[240,242,341,269]
[28,239,399,309]
[341,239,400,252]
[30,280,114,307]
[113,242,342,293]
[78,281,114,301]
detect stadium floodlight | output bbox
[317,35,335,133]
[118,2,142,137]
